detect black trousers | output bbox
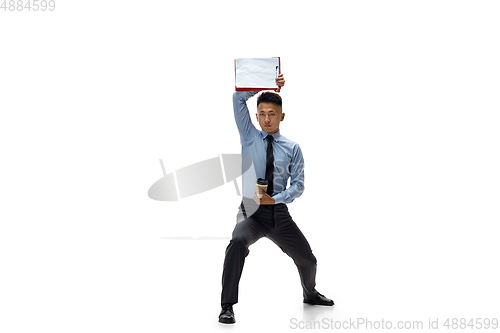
[221,197,318,305]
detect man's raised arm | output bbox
[232,91,260,144]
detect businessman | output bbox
[219,74,334,324]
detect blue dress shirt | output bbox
[233,91,305,204]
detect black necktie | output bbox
[265,135,274,196]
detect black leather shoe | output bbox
[303,292,334,306]
[219,304,235,324]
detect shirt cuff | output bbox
[272,192,286,205]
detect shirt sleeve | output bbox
[233,91,260,145]
[272,144,305,204]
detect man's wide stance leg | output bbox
[220,215,270,305]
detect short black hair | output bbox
[257,91,282,108]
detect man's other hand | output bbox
[253,189,275,205]
[275,73,285,93]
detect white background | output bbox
[1,1,499,332]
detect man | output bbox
[219,74,333,324]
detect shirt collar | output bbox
[261,130,281,142]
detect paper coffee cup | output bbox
[256,178,268,198]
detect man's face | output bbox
[256,102,285,134]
